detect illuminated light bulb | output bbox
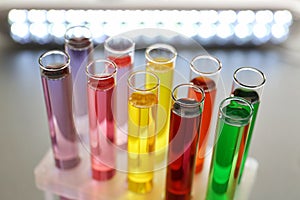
[274,10,293,26]
[29,23,49,39]
[28,9,47,23]
[216,24,234,39]
[65,9,86,25]
[50,23,66,38]
[271,24,289,43]
[8,9,27,24]
[199,10,218,24]
[237,10,255,24]
[198,24,216,39]
[218,10,237,24]
[47,10,66,23]
[255,10,273,24]
[234,23,252,39]
[11,23,30,39]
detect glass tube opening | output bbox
[64,25,93,49]
[219,97,253,126]
[172,83,205,108]
[39,50,70,72]
[127,70,159,93]
[190,55,222,76]
[145,43,177,65]
[104,36,135,54]
[85,59,117,80]
[233,67,266,89]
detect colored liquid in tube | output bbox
[41,65,80,169]
[146,57,174,159]
[127,92,158,193]
[87,76,116,180]
[65,37,93,116]
[232,88,260,182]
[190,76,217,173]
[166,98,201,200]
[107,55,133,146]
[206,103,251,200]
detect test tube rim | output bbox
[219,96,254,122]
[190,54,222,76]
[38,50,70,72]
[104,35,135,55]
[64,25,93,43]
[233,66,266,89]
[85,59,117,80]
[127,70,160,93]
[145,43,177,65]
[172,83,205,108]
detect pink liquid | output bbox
[41,66,80,169]
[107,55,133,147]
[87,76,116,180]
[166,99,201,200]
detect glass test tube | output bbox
[145,43,177,162]
[86,59,117,181]
[104,36,135,147]
[166,83,205,200]
[127,71,159,194]
[189,55,222,173]
[230,67,266,183]
[65,25,93,117]
[39,50,80,169]
[206,97,253,200]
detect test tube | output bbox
[165,83,205,200]
[127,71,159,194]
[230,67,266,183]
[145,43,177,162]
[65,25,93,117]
[86,59,117,181]
[189,55,222,173]
[206,97,253,200]
[39,50,80,169]
[104,36,135,147]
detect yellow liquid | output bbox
[146,57,174,160]
[128,92,158,194]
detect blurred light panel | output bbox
[8,9,293,46]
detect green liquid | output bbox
[232,88,260,183]
[206,102,251,200]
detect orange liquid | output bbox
[190,76,216,173]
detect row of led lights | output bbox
[8,9,293,46]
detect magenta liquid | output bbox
[166,99,202,200]
[87,75,116,180]
[41,66,80,169]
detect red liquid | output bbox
[234,124,250,179]
[107,55,133,147]
[87,76,116,181]
[166,99,201,200]
[190,77,216,173]
[108,55,131,68]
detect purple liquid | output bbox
[41,66,80,169]
[65,38,93,117]
[166,99,201,200]
[87,76,116,181]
